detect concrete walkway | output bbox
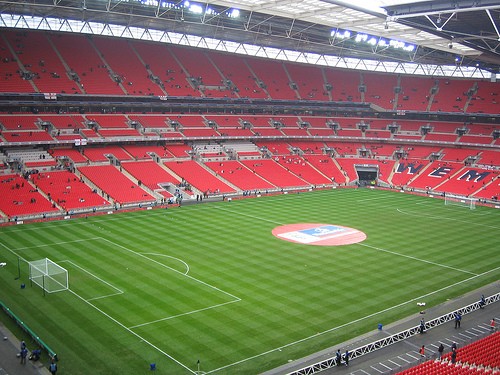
[0,322,50,375]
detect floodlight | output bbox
[230,9,240,18]
[190,4,202,14]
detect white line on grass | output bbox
[396,209,500,229]
[357,195,401,202]
[358,243,478,276]
[58,260,124,301]
[11,238,102,252]
[206,265,500,374]
[99,237,241,302]
[0,242,196,373]
[129,300,240,329]
[67,289,196,374]
[139,253,190,275]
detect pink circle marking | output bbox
[272,223,367,246]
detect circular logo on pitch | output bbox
[272,223,366,246]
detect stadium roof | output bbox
[0,0,499,75]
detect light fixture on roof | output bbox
[436,15,441,24]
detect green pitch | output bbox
[0,188,498,374]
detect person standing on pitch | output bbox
[438,343,444,359]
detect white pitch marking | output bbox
[129,299,240,329]
[140,253,190,275]
[206,265,500,374]
[12,238,102,251]
[396,208,500,229]
[99,237,241,302]
[358,243,478,276]
[58,260,124,301]
[67,289,196,374]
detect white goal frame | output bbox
[29,258,68,294]
[444,194,476,209]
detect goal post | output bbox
[444,194,476,210]
[29,258,68,294]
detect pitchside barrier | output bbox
[287,293,500,375]
[0,300,57,360]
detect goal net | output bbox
[29,258,68,293]
[444,194,476,210]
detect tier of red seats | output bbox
[398,76,434,111]
[253,128,284,136]
[0,30,498,114]
[325,142,364,157]
[246,59,296,100]
[0,115,41,130]
[425,133,459,142]
[240,159,309,188]
[288,141,325,154]
[78,165,155,204]
[365,129,392,139]
[303,155,346,184]
[1,130,54,143]
[440,148,479,162]
[308,128,336,136]
[363,72,398,109]
[465,124,497,136]
[391,159,430,187]
[285,62,328,101]
[437,166,498,197]
[407,161,463,190]
[121,161,179,190]
[365,143,398,157]
[459,135,493,145]
[50,33,124,95]
[120,145,170,160]
[81,146,133,162]
[255,141,292,155]
[0,34,35,93]
[171,46,223,87]
[208,52,268,99]
[4,31,78,94]
[92,38,164,96]
[0,174,58,218]
[49,148,88,163]
[164,160,236,194]
[128,115,170,129]
[31,171,110,210]
[131,40,200,97]
[324,69,361,102]
[400,332,500,374]
[204,160,275,191]
[468,81,500,114]
[97,129,142,138]
[430,78,472,112]
[275,155,332,185]
[181,128,220,137]
[282,128,309,136]
[478,150,500,166]
[86,114,129,128]
[39,114,85,130]
[219,128,254,137]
